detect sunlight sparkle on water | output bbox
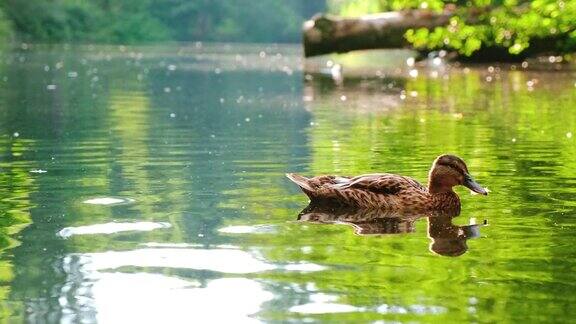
[83,197,135,205]
[284,263,326,272]
[73,273,272,324]
[58,222,171,238]
[71,246,326,274]
[290,303,361,314]
[74,248,275,273]
[218,224,276,234]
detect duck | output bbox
[286,154,487,213]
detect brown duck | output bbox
[286,154,487,213]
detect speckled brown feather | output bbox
[288,173,433,211]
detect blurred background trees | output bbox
[0,0,326,44]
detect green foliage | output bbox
[331,0,576,56]
[0,8,13,46]
[0,0,326,44]
[328,0,443,15]
[1,0,168,43]
[152,0,304,42]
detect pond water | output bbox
[0,44,575,323]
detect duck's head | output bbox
[428,154,487,195]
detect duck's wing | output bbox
[332,174,426,195]
[287,174,353,199]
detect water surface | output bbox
[0,44,575,323]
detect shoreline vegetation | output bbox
[0,1,575,62]
[320,1,576,61]
[0,1,325,44]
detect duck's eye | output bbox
[446,163,465,175]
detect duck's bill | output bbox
[464,174,488,195]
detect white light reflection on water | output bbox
[60,272,272,324]
[284,263,326,272]
[290,292,363,314]
[60,246,325,322]
[290,299,447,315]
[83,197,135,205]
[290,302,446,316]
[141,242,238,249]
[72,247,326,274]
[218,224,276,234]
[74,248,276,273]
[289,293,446,315]
[58,222,171,238]
[378,304,447,315]
[290,303,362,314]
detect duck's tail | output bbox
[286,173,315,198]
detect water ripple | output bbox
[70,247,325,274]
[58,222,171,238]
[82,197,135,206]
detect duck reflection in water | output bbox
[297,204,486,257]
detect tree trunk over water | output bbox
[303,9,455,57]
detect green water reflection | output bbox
[0,44,575,322]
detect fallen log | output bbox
[303,7,568,61]
[303,9,455,57]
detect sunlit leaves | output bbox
[331,0,576,56]
[329,0,445,15]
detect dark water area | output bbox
[0,44,575,323]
